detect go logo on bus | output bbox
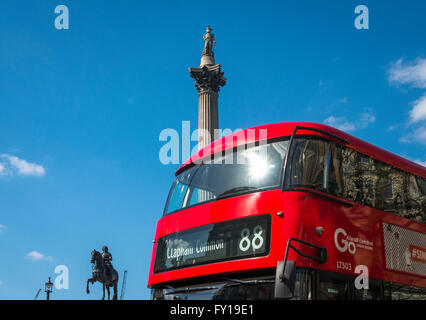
[334,228,356,254]
[239,225,264,252]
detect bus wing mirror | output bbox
[274,260,296,299]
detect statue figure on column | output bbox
[202,26,215,57]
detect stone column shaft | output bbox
[189,64,226,150]
[198,90,219,148]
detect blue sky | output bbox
[0,0,425,299]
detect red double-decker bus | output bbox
[148,122,426,300]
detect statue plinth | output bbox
[200,54,215,67]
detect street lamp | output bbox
[45,277,53,300]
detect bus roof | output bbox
[176,122,426,178]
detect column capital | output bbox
[189,64,226,94]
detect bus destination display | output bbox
[154,215,271,273]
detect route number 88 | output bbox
[239,225,264,252]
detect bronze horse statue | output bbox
[86,249,119,300]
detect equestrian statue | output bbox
[86,246,119,300]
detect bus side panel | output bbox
[287,191,426,288]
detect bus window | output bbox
[318,272,350,300]
[365,179,375,207]
[163,165,199,214]
[288,138,332,192]
[352,281,382,300]
[417,176,426,195]
[341,149,377,206]
[165,180,189,213]
[329,143,344,197]
[189,187,215,206]
[319,280,349,300]
[163,140,288,215]
[353,179,364,203]
[408,176,426,223]
[390,170,407,217]
[341,147,359,202]
[287,138,425,224]
[375,161,394,211]
[293,268,313,300]
[384,283,426,300]
[356,153,371,165]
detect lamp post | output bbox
[45,277,53,300]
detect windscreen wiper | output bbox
[217,186,257,199]
[164,286,218,294]
[221,277,275,287]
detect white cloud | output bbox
[388,58,426,89]
[399,125,426,145]
[324,110,375,132]
[414,159,426,167]
[410,93,426,123]
[359,110,376,126]
[388,57,426,143]
[412,126,426,143]
[324,116,356,132]
[0,280,3,286]
[387,124,399,131]
[0,224,7,230]
[0,154,45,177]
[25,251,53,261]
[337,97,348,104]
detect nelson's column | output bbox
[189,26,226,150]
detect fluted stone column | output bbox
[189,27,226,150]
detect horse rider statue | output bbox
[87,245,119,300]
[102,245,113,277]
